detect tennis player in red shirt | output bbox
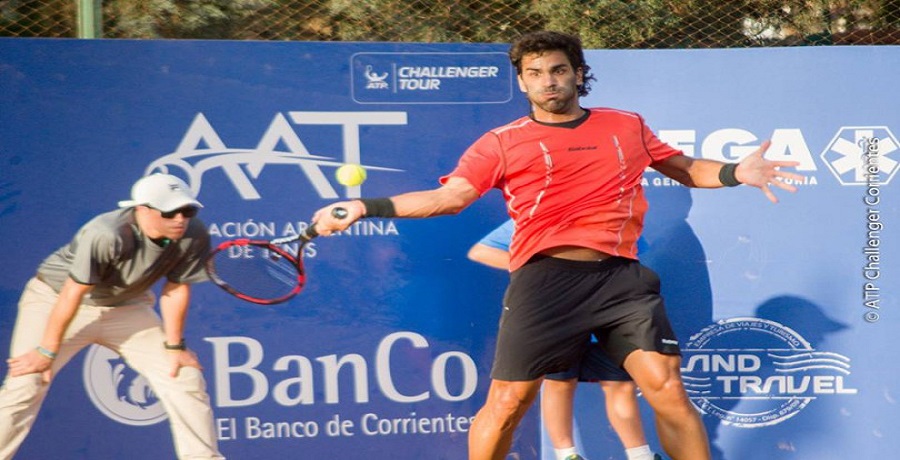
[313,31,802,460]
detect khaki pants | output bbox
[0,278,223,459]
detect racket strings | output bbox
[210,245,303,302]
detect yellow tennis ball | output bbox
[336,164,367,186]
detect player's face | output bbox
[517,50,583,119]
[137,205,196,240]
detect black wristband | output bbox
[164,339,186,351]
[359,198,396,218]
[719,163,741,187]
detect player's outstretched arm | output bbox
[312,177,480,235]
[652,140,805,203]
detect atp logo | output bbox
[364,65,390,89]
[83,345,167,426]
[820,126,899,185]
[144,111,405,201]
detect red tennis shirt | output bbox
[441,108,683,271]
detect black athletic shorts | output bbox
[491,255,681,381]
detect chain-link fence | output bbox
[3,0,900,47]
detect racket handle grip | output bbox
[304,207,349,239]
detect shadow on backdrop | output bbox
[639,184,720,460]
[725,295,849,460]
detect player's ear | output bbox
[516,74,527,93]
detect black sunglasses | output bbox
[149,206,199,219]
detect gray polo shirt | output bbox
[36,208,210,306]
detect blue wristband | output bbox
[36,346,57,360]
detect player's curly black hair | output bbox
[508,31,596,97]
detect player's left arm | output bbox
[652,140,805,203]
[159,281,203,377]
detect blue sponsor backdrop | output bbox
[0,38,897,460]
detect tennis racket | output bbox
[206,208,347,305]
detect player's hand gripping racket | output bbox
[206,208,347,305]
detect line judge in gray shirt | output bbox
[0,173,223,459]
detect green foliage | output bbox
[2,0,898,45]
[104,0,274,39]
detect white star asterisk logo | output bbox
[820,126,899,185]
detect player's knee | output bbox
[642,375,695,416]
[485,384,536,427]
[601,381,640,416]
[644,372,685,397]
[489,390,530,416]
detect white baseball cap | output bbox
[118,173,203,212]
